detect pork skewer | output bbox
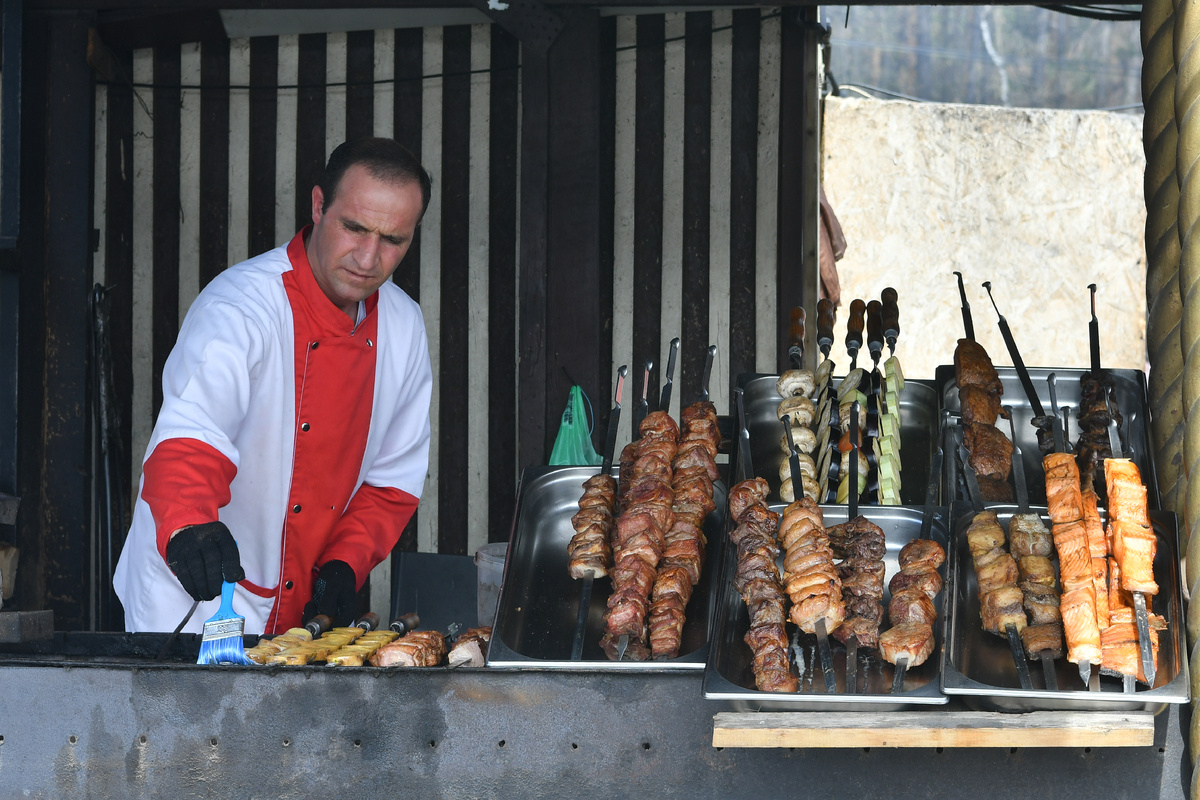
[884,415,946,692]
[959,443,1033,691]
[1045,373,1102,690]
[568,365,627,661]
[837,400,869,693]
[1006,408,1061,691]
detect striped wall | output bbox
[91,11,797,613]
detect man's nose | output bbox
[355,234,381,267]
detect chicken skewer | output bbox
[1005,408,1062,691]
[568,366,627,660]
[1044,373,1102,690]
[959,443,1033,691]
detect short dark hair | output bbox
[319,138,433,218]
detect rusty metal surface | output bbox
[0,658,1188,799]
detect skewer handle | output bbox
[698,345,717,403]
[389,611,420,635]
[816,299,836,353]
[660,338,679,412]
[866,300,884,362]
[954,271,974,341]
[845,299,866,357]
[815,618,838,693]
[1006,623,1033,690]
[1089,283,1102,377]
[1039,653,1058,691]
[890,655,910,694]
[881,287,899,351]
[789,307,806,367]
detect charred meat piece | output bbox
[954,338,1004,395]
[959,385,1006,426]
[879,621,935,668]
[963,422,1014,481]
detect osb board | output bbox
[822,97,1147,382]
[712,710,1155,748]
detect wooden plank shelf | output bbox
[712,710,1156,749]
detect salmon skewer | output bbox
[1042,451,1102,685]
[1103,458,1158,686]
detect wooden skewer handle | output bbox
[816,299,836,350]
[846,299,866,352]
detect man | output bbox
[113,138,433,634]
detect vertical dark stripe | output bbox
[152,44,181,419]
[546,9,601,459]
[487,27,519,544]
[392,27,423,557]
[777,9,808,371]
[294,33,326,233]
[728,9,759,407]
[105,49,135,523]
[40,12,94,629]
[596,16,616,426]
[345,29,375,142]
[632,14,665,411]
[199,37,230,288]
[680,11,712,405]
[518,50,548,468]
[392,28,423,303]
[438,25,472,556]
[14,13,49,609]
[248,36,279,255]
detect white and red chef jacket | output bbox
[113,228,432,634]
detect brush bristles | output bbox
[197,618,253,666]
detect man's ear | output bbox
[311,185,325,226]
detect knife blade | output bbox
[660,338,679,414]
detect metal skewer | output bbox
[844,400,862,694]
[660,338,679,414]
[958,443,1033,691]
[698,345,717,404]
[954,271,974,341]
[570,365,626,662]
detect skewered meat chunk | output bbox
[1080,489,1108,558]
[744,623,798,693]
[963,423,1013,481]
[369,631,447,667]
[888,565,943,600]
[954,338,1004,395]
[1021,622,1065,660]
[1017,556,1056,590]
[599,632,651,661]
[1022,584,1061,626]
[889,588,937,627]
[959,385,1006,426]
[1076,370,1121,497]
[879,622,935,667]
[977,476,1013,503]
[729,477,770,522]
[447,627,492,667]
[568,473,618,579]
[1100,622,1158,684]
[779,498,845,637]
[1110,520,1158,595]
[898,539,945,572]
[976,553,1019,596]
[1059,586,1103,665]
[967,512,1006,557]
[1044,453,1084,523]
[1008,513,1052,559]
[980,586,1027,635]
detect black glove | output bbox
[164,521,245,602]
[303,560,358,627]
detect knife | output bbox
[571,365,627,661]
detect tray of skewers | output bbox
[937,363,1157,510]
[703,487,952,711]
[940,471,1188,712]
[488,453,727,668]
[738,372,940,508]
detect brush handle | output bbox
[218,580,237,616]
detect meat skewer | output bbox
[883,419,945,695]
[959,443,1033,691]
[730,477,795,692]
[1076,285,1123,499]
[1005,408,1062,691]
[1044,374,1102,690]
[953,328,1013,503]
[567,365,627,661]
[834,400,872,693]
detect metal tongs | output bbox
[958,442,1033,691]
[571,365,627,661]
[1006,407,1058,691]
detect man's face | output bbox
[306,164,424,318]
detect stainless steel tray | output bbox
[487,465,727,670]
[940,505,1188,712]
[703,504,951,711]
[936,366,1157,509]
[737,373,941,506]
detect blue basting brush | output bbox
[196,581,253,666]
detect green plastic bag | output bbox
[549,386,601,466]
